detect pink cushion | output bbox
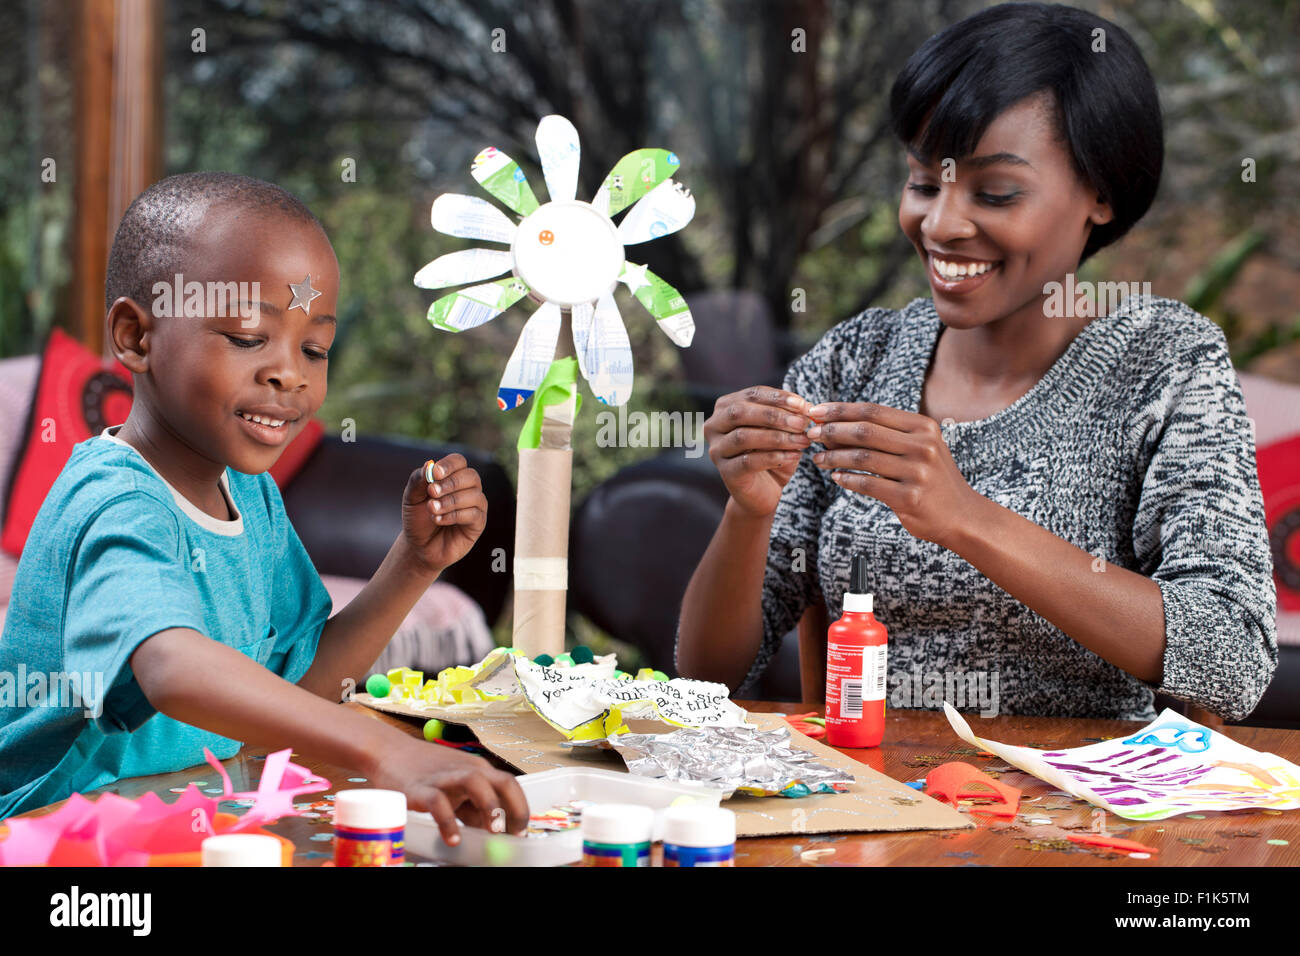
[1280,611,1300,649]
[0,355,41,605]
[1240,372,1300,447]
[319,574,495,676]
[1240,372,1300,645]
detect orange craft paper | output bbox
[925,761,1022,817]
[0,747,325,866]
[1067,833,1160,854]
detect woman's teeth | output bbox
[932,257,998,279]
[238,411,286,428]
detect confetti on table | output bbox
[1267,839,1289,846]
[347,777,367,783]
[1187,814,1206,819]
[525,799,593,837]
[801,848,836,863]
[1129,852,1151,859]
[310,833,333,842]
[1015,837,1078,853]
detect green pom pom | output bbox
[651,670,669,682]
[554,653,574,666]
[423,719,445,742]
[365,674,391,698]
[615,670,632,681]
[533,654,555,667]
[485,836,515,866]
[570,645,594,665]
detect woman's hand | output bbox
[401,454,488,575]
[704,386,813,518]
[807,402,979,548]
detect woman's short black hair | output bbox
[889,2,1163,265]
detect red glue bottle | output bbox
[825,554,888,748]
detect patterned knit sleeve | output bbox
[1132,317,1278,721]
[737,315,876,690]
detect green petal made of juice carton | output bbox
[471,146,541,217]
[427,277,530,333]
[593,148,681,217]
[622,263,694,348]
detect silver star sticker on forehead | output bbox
[288,275,323,315]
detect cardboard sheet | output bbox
[356,695,971,836]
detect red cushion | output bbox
[1,328,325,556]
[1257,434,1300,613]
[1,329,133,556]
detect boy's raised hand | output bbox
[402,454,488,574]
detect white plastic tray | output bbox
[405,767,722,867]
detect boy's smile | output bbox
[110,203,339,518]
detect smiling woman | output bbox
[675,2,1278,723]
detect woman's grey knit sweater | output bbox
[709,295,1278,722]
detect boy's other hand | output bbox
[401,454,488,575]
[374,738,528,843]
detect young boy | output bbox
[0,172,527,842]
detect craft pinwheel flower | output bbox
[414,114,696,409]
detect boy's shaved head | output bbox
[105,171,322,311]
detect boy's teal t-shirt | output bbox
[0,425,332,819]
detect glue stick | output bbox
[333,789,406,866]
[662,806,735,867]
[825,553,888,748]
[581,804,653,867]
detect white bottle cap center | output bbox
[512,200,625,307]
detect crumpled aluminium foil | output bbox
[604,724,857,797]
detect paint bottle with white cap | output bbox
[580,804,654,866]
[333,789,407,866]
[201,833,283,867]
[825,552,888,748]
[662,805,736,867]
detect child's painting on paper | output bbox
[944,704,1300,820]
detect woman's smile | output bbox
[926,250,1003,295]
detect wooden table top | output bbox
[13,701,1299,867]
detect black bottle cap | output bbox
[850,553,869,594]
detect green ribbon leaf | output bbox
[517,356,583,450]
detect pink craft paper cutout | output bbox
[0,747,328,866]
